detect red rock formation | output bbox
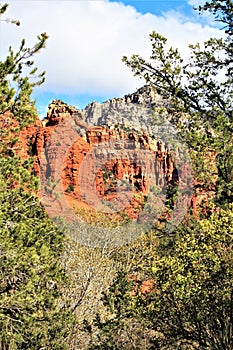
[4,97,217,225]
[128,275,154,296]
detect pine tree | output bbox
[0,3,72,349]
[88,2,233,348]
[122,0,233,208]
[90,207,233,349]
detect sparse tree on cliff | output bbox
[0,3,72,349]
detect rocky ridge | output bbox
[17,86,214,227]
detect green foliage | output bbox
[122,0,233,207]
[0,181,72,349]
[87,271,140,350]
[0,3,72,348]
[65,183,75,193]
[0,3,48,127]
[89,207,233,349]
[198,0,233,35]
[88,2,233,349]
[143,208,233,349]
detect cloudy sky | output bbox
[1,0,222,118]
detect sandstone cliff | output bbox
[15,86,215,229]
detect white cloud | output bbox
[188,0,206,6]
[1,0,223,100]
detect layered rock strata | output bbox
[12,87,215,224]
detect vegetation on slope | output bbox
[0,1,233,349]
[87,1,233,349]
[0,3,72,349]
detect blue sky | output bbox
[2,0,221,118]
[111,0,194,17]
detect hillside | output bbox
[14,86,216,244]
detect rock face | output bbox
[14,87,215,224]
[44,99,82,126]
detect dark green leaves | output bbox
[0,3,72,348]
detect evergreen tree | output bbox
[89,208,233,349]
[0,3,72,348]
[122,0,233,207]
[88,2,233,348]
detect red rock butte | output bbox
[5,87,217,224]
